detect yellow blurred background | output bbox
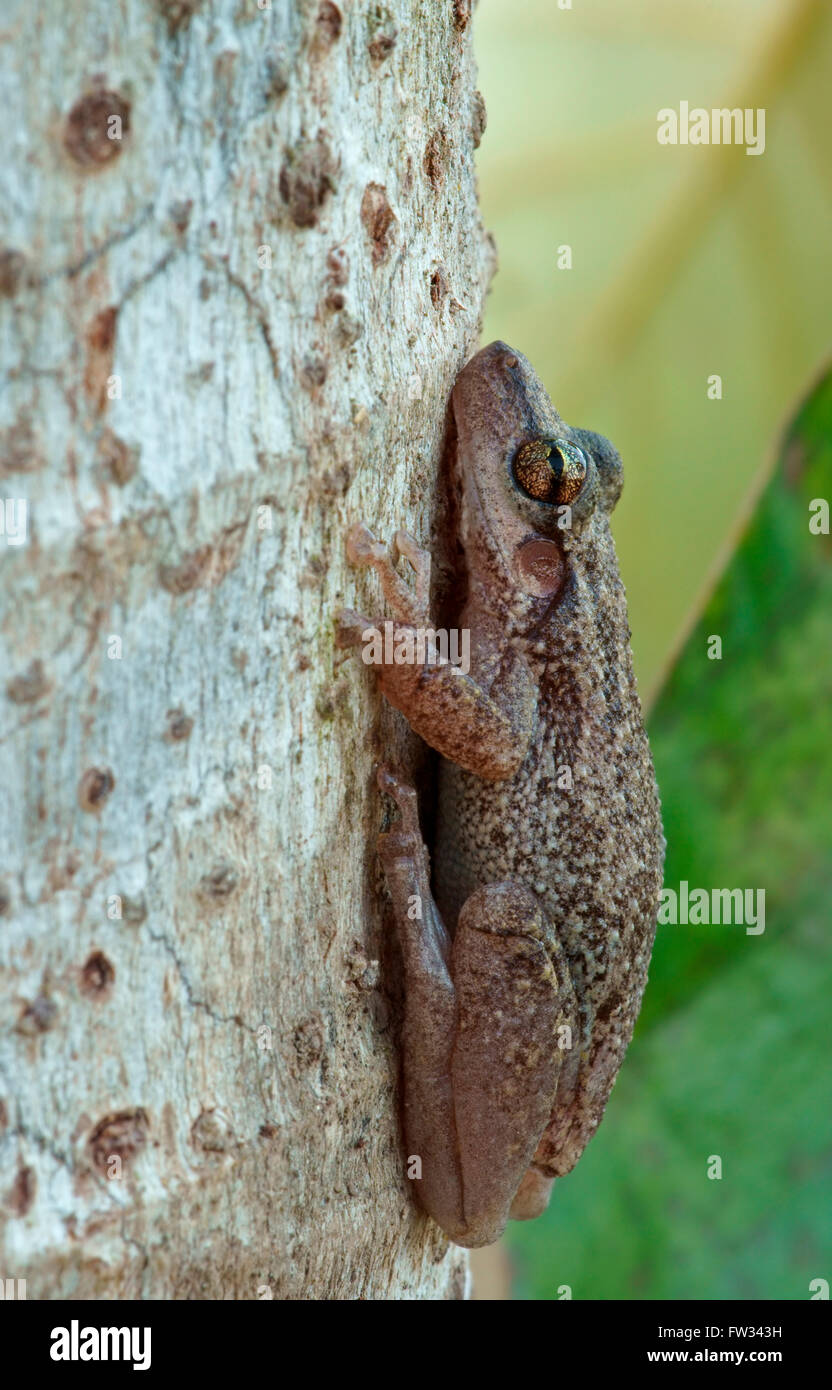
[475,0,832,703]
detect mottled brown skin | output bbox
[338,342,664,1247]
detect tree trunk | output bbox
[0,0,492,1299]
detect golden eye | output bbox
[513,438,587,505]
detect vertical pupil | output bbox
[513,439,587,503]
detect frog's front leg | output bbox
[377,767,573,1248]
[346,522,432,626]
[337,523,537,780]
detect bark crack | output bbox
[36,203,157,285]
[215,259,280,382]
[146,924,258,1036]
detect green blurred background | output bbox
[471,0,832,1299]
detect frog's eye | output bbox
[513,438,587,505]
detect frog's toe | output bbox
[508,1166,556,1221]
[335,607,373,648]
[346,521,386,567]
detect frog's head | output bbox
[452,340,622,614]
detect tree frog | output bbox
[338,342,664,1248]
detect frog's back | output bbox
[434,536,664,1177]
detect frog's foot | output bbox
[509,1165,556,1221]
[392,528,431,617]
[335,606,375,649]
[375,765,428,878]
[345,521,431,628]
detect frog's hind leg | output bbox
[374,767,464,1240]
[376,769,573,1248]
[448,883,572,1246]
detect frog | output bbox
[337,341,664,1248]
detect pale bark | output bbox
[0,0,492,1299]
